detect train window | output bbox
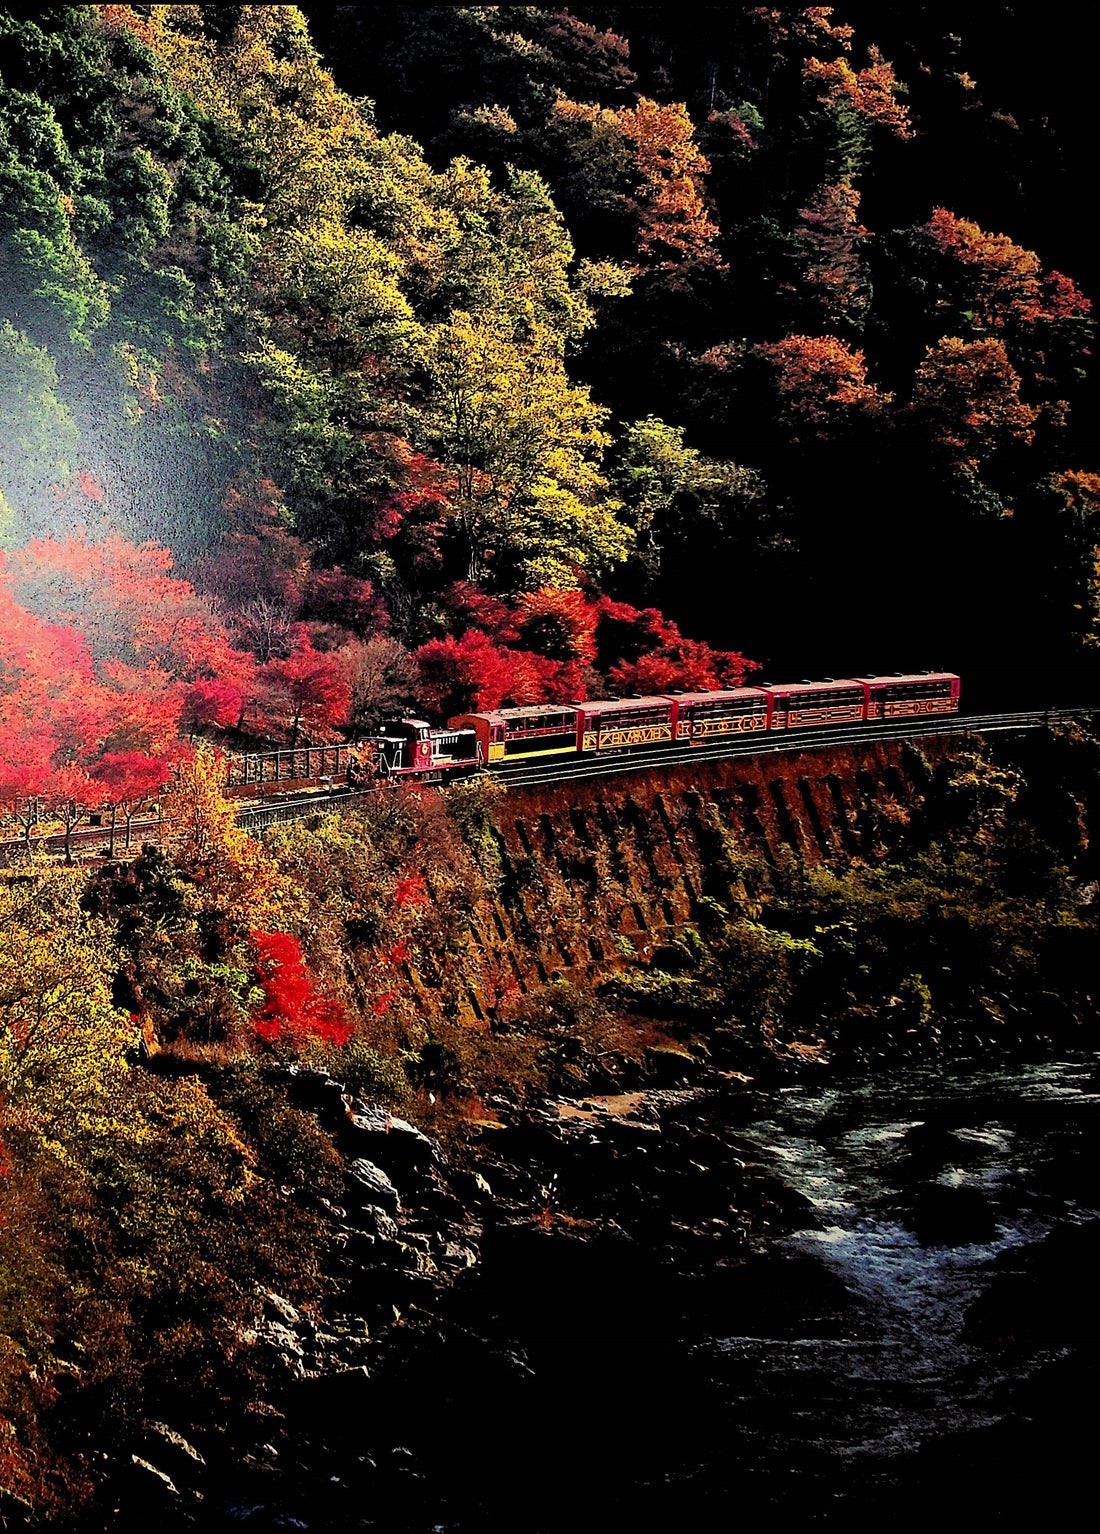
[596,705,672,729]
[778,689,860,708]
[692,696,765,717]
[507,711,572,736]
[874,680,952,701]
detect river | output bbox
[243,1053,1100,1529]
[388,1053,1100,1527]
[687,1054,1100,1516]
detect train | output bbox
[0,672,959,864]
[349,672,961,783]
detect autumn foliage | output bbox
[413,586,752,717]
[912,337,1039,464]
[250,930,352,1045]
[916,208,1090,336]
[616,97,722,272]
[804,46,914,139]
[0,545,189,830]
[0,521,361,834]
[754,334,889,435]
[3,533,258,778]
[414,630,541,718]
[259,635,350,745]
[791,182,869,326]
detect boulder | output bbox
[643,1044,705,1084]
[273,1064,347,1125]
[965,1219,1100,1345]
[291,1362,372,1405]
[897,1120,983,1179]
[340,1229,377,1265]
[346,1158,401,1214]
[141,1423,205,1487]
[259,1289,302,1328]
[248,1316,309,1376]
[441,1241,478,1270]
[906,1182,998,1247]
[122,1456,181,1509]
[340,1096,441,1172]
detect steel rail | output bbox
[486,707,1095,790]
[2,708,1095,860]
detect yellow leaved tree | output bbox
[420,310,630,588]
[159,743,289,925]
[0,869,136,1157]
[0,859,320,1523]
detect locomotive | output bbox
[350,672,960,782]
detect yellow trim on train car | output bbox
[597,723,673,749]
[502,743,579,759]
[691,714,768,738]
[787,704,864,727]
[882,697,958,717]
[488,743,506,761]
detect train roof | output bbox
[452,702,581,725]
[764,678,862,695]
[856,672,959,686]
[463,694,685,722]
[670,687,769,706]
[578,694,677,713]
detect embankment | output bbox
[452,729,1081,1021]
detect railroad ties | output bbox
[0,708,1091,865]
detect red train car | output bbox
[763,679,866,729]
[674,687,770,741]
[858,672,960,720]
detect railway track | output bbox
[487,706,1095,789]
[3,707,1094,862]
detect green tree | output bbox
[611,414,763,577]
[419,309,630,588]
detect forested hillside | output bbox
[2,9,1100,1524]
[305,3,1100,696]
[2,6,1098,827]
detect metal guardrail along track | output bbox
[487,707,1096,790]
[236,788,375,831]
[3,708,1095,862]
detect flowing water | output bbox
[279,1055,1100,1528]
[686,1054,1100,1514]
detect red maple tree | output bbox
[258,635,351,744]
[250,930,352,1045]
